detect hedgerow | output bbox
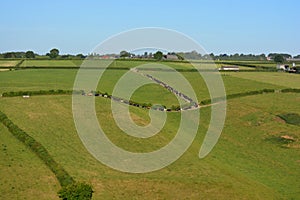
[0,111,93,199]
[281,88,300,93]
[1,89,78,97]
[0,111,74,187]
[200,89,276,105]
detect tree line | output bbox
[1,49,299,61]
[0,48,85,59]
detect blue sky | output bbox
[1,0,299,55]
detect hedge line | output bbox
[15,59,25,67]
[1,89,79,97]
[219,61,277,71]
[281,88,300,93]
[3,87,298,110]
[200,89,276,105]
[0,111,74,187]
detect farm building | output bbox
[218,65,239,71]
[164,54,179,60]
[276,64,289,71]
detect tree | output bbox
[274,54,285,63]
[25,51,35,58]
[49,48,59,59]
[3,52,16,58]
[120,50,130,58]
[144,51,148,58]
[294,55,300,59]
[76,54,85,59]
[268,53,291,60]
[154,51,163,60]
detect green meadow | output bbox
[0,60,299,199]
[0,60,21,67]
[20,59,83,67]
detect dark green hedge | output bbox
[0,111,74,187]
[1,89,80,97]
[281,88,300,93]
[58,182,93,200]
[200,89,276,105]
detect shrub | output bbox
[58,182,93,200]
[171,105,181,111]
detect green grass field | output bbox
[0,69,77,93]
[1,94,299,199]
[228,72,300,88]
[0,59,299,199]
[20,60,83,67]
[0,60,20,67]
[0,123,59,199]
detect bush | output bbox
[58,182,93,200]
[171,105,181,111]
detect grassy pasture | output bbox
[0,69,77,93]
[0,123,59,199]
[1,60,300,199]
[0,93,299,199]
[0,60,20,67]
[227,72,300,88]
[20,60,83,67]
[0,67,285,103]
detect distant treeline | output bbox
[177,51,268,60]
[172,51,299,61]
[0,48,86,59]
[1,49,299,61]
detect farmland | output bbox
[0,59,300,199]
[20,60,83,67]
[0,60,21,67]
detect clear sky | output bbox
[1,0,299,55]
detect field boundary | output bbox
[1,88,300,111]
[200,88,300,105]
[0,66,279,72]
[0,111,94,199]
[0,111,74,187]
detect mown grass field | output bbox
[0,59,299,199]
